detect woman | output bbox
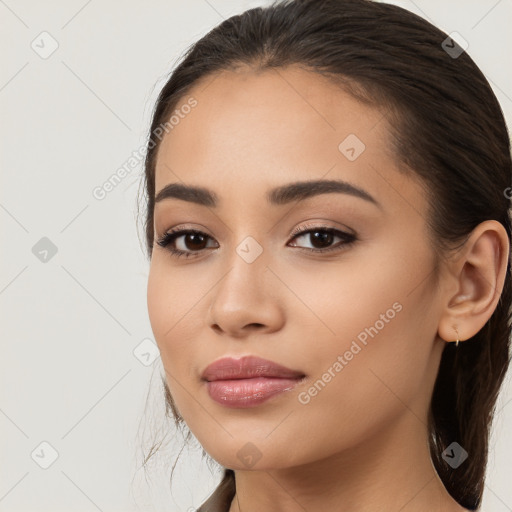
[140,0,511,510]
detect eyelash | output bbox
[156,225,357,260]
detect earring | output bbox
[454,327,460,347]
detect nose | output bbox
[207,256,285,339]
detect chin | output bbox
[199,437,305,472]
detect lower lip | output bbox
[205,377,302,408]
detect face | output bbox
[147,66,447,470]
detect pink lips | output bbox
[201,355,305,408]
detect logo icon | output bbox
[32,237,58,263]
[31,441,59,469]
[338,134,366,161]
[237,442,263,469]
[236,236,263,264]
[133,338,160,366]
[442,441,468,469]
[31,31,59,59]
[442,32,468,59]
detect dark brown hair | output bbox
[138,0,512,509]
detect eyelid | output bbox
[288,220,355,238]
[156,222,213,240]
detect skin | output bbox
[146,65,509,512]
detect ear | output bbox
[437,220,510,344]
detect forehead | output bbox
[153,66,419,213]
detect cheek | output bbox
[292,318,431,453]
[147,260,192,364]
[147,264,200,419]
[147,258,213,389]
[147,257,200,341]
[293,280,436,448]
[255,250,437,455]
[147,261,171,343]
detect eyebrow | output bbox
[154,179,381,209]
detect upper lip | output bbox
[201,355,305,382]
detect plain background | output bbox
[1,1,511,510]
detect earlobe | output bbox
[437,220,510,345]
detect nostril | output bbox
[247,323,265,329]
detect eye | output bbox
[287,225,357,253]
[156,228,218,259]
[155,225,357,259]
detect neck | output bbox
[228,411,466,512]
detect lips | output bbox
[201,355,306,408]
[201,355,305,381]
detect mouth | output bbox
[201,355,306,408]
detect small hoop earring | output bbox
[454,327,460,347]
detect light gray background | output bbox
[1,1,511,511]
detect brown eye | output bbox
[180,232,209,251]
[156,229,218,259]
[289,227,357,253]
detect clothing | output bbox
[197,469,236,512]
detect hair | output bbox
[138,0,512,509]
